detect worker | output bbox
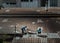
[21,26,27,34]
[37,27,41,34]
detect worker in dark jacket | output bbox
[21,26,27,34]
[37,27,41,34]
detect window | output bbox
[4,0,16,5]
[30,0,33,2]
[6,3,16,4]
[10,3,16,4]
[50,0,58,7]
[21,0,33,2]
[6,3,9,4]
[21,0,29,2]
[41,0,46,7]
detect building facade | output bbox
[0,0,60,8]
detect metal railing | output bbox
[47,33,60,38]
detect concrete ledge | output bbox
[0,7,60,14]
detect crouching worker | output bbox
[21,26,27,35]
[37,27,41,34]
